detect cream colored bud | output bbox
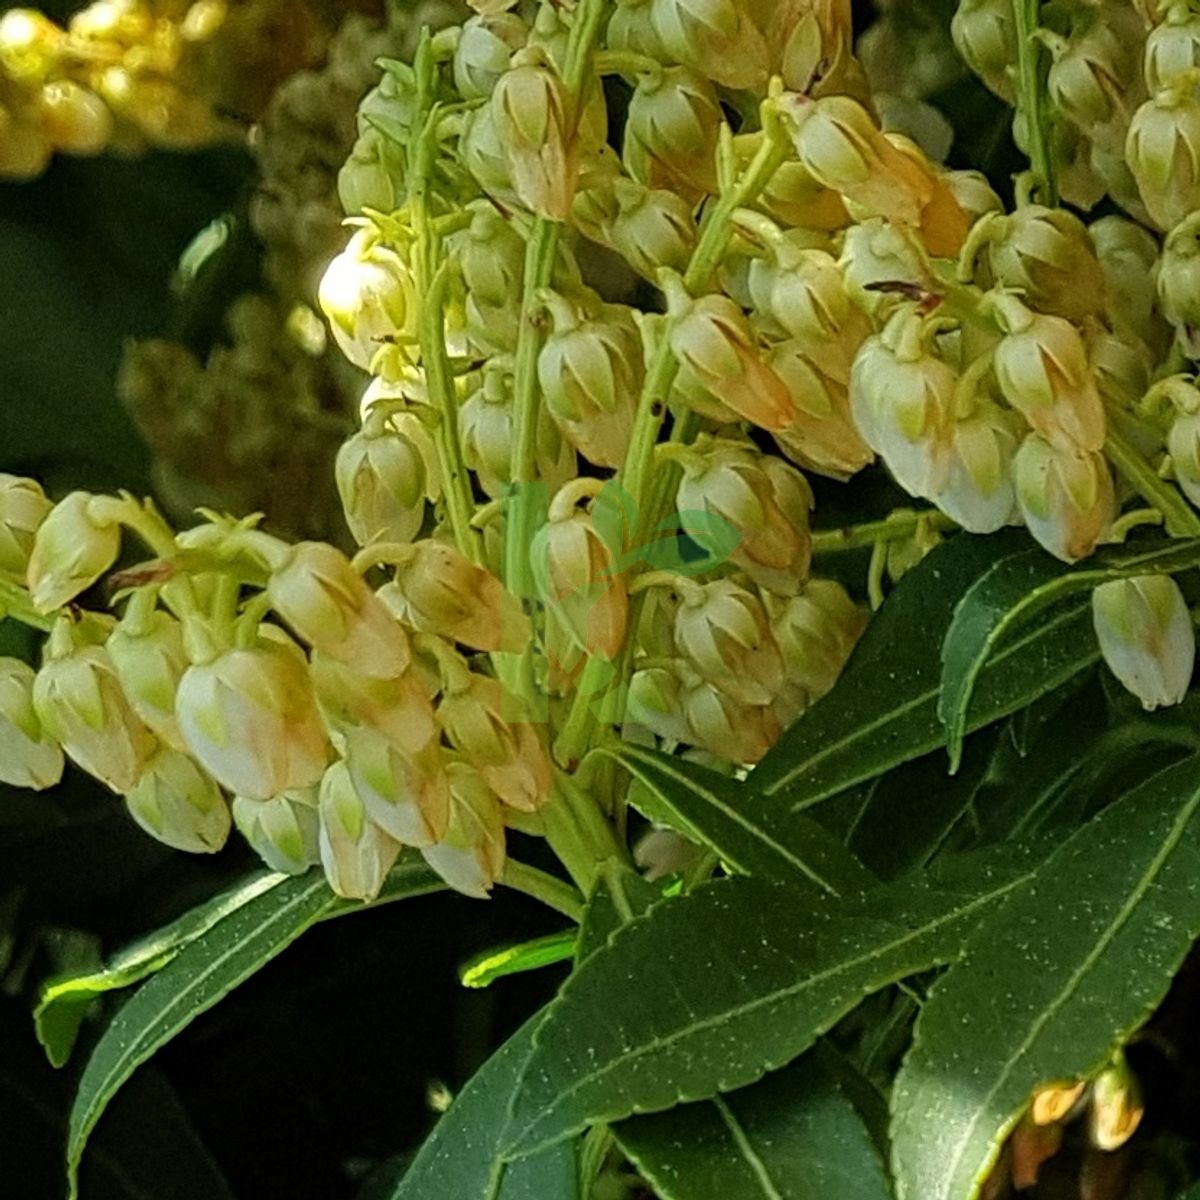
[345,726,449,847]
[176,641,330,800]
[649,0,769,91]
[0,656,63,790]
[682,678,780,764]
[1092,575,1194,710]
[1013,434,1114,562]
[610,179,697,279]
[125,747,230,854]
[421,762,506,899]
[1043,11,1143,138]
[951,0,1017,100]
[838,218,934,316]
[765,578,865,703]
[942,170,1005,224]
[935,399,1023,533]
[627,665,691,743]
[454,10,529,99]
[753,243,863,346]
[318,760,401,901]
[34,640,155,794]
[232,789,320,875]
[608,0,667,58]
[26,491,121,613]
[0,474,51,576]
[107,606,189,751]
[1126,80,1200,231]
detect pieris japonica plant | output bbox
[10,0,1200,1196]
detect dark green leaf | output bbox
[459,932,576,989]
[613,1051,893,1200]
[606,743,874,895]
[503,863,1035,1159]
[891,755,1200,1200]
[938,538,1200,769]
[575,863,662,965]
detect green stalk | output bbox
[811,510,959,555]
[500,859,585,923]
[1012,0,1057,205]
[1105,424,1200,538]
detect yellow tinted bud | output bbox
[0,474,51,576]
[125,747,230,854]
[26,491,122,613]
[648,0,769,91]
[0,656,63,790]
[38,81,112,155]
[1126,79,1200,231]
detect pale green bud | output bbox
[607,0,667,58]
[1157,211,1200,355]
[1088,1057,1145,1151]
[1090,215,1168,347]
[1042,10,1144,138]
[1092,575,1194,711]
[750,147,849,232]
[454,10,529,99]
[951,0,1017,100]
[1126,80,1200,231]
[681,677,780,764]
[752,243,863,345]
[355,66,419,145]
[457,200,528,309]
[459,102,518,206]
[610,178,697,280]
[26,491,121,613]
[649,0,769,91]
[838,217,934,316]
[268,541,411,678]
[627,665,691,743]
[1168,409,1200,505]
[1145,5,1200,92]
[317,760,401,901]
[345,726,449,846]
[337,129,399,217]
[0,656,63,790]
[1013,434,1114,562]
[125,747,230,854]
[232,788,320,875]
[0,474,51,576]
[107,606,189,751]
[1087,328,1154,413]
[421,762,506,899]
[176,641,330,800]
[764,578,865,703]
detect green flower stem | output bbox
[1011,0,1057,206]
[1105,423,1200,538]
[811,509,959,555]
[500,859,585,923]
[0,576,52,631]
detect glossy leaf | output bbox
[575,862,662,965]
[503,864,1035,1159]
[891,756,1200,1200]
[613,1051,893,1200]
[607,743,874,896]
[67,858,442,1198]
[938,538,1200,769]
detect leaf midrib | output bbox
[713,1095,785,1200]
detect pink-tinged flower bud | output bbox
[670,294,797,431]
[0,474,51,576]
[838,217,934,316]
[318,760,401,901]
[438,673,552,811]
[386,541,531,652]
[1013,433,1115,562]
[232,788,321,875]
[26,491,121,613]
[951,0,1017,101]
[1126,80,1200,231]
[107,605,189,751]
[125,747,230,854]
[34,636,156,794]
[336,412,440,547]
[1091,215,1169,349]
[623,66,722,204]
[345,726,449,846]
[267,542,411,679]
[609,178,698,280]
[849,306,954,499]
[1156,211,1200,356]
[989,293,1106,452]
[682,677,780,764]
[675,579,784,705]
[1088,1058,1145,1151]
[537,294,642,469]
[1145,5,1200,92]
[769,338,874,480]
[627,665,692,743]
[421,762,507,898]
[649,0,769,91]
[490,51,579,220]
[1092,575,1194,711]
[454,10,529,99]
[674,437,812,595]
[0,656,63,789]
[176,641,330,800]
[764,577,865,703]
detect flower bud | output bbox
[764,578,864,702]
[1088,1058,1144,1151]
[623,65,722,203]
[609,178,697,280]
[490,52,578,220]
[385,541,531,652]
[648,0,770,91]
[627,665,691,743]
[337,129,401,217]
[38,80,111,155]
[267,541,411,678]
[1156,211,1200,355]
[1042,10,1143,139]
[345,726,450,846]
[457,200,528,311]
[670,294,797,431]
[1145,5,1200,92]
[1013,433,1114,562]
[935,396,1023,533]
[838,217,934,316]
[1092,575,1194,710]
[989,293,1106,452]
[1091,215,1168,348]
[107,604,189,751]
[454,10,528,99]
[682,677,780,764]
[752,243,865,346]
[34,635,155,793]
[317,760,401,901]
[232,788,321,875]
[1126,80,1200,231]
[0,656,63,790]
[420,762,506,898]
[608,0,667,58]
[0,474,51,576]
[318,228,417,375]
[0,108,51,180]
[675,579,784,705]
[674,438,812,595]
[754,152,850,231]
[537,295,642,468]
[769,0,869,102]
[459,101,518,206]
[943,170,1005,224]
[1169,400,1200,505]
[26,491,121,613]
[951,0,1017,100]
[125,747,230,854]
[1030,1081,1087,1126]
[176,641,330,800]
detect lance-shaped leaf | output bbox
[67,858,442,1198]
[751,531,1097,813]
[575,862,663,965]
[890,756,1200,1200]
[613,1050,893,1200]
[606,742,874,895]
[938,538,1200,770]
[503,863,1035,1159]
[460,931,576,989]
